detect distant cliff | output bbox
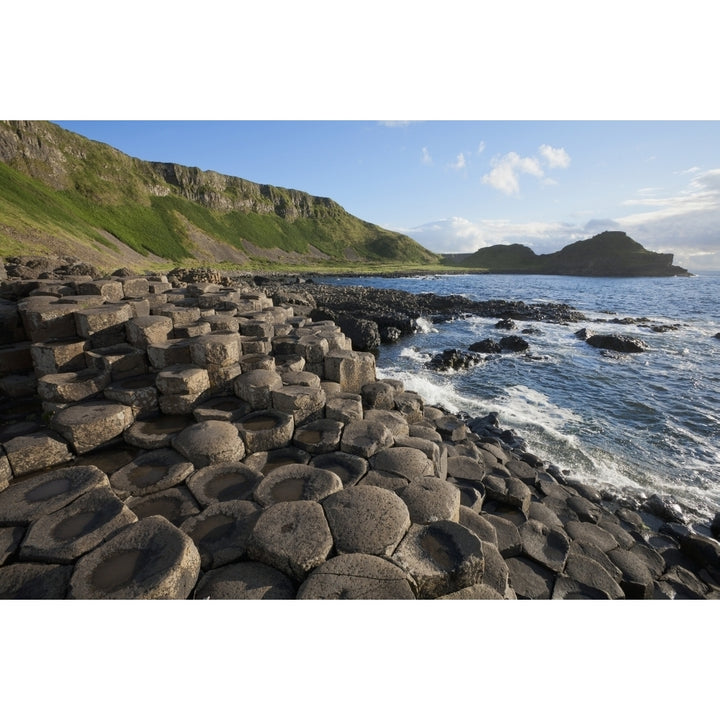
[0,121,438,270]
[445,231,691,277]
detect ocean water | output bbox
[321,272,720,524]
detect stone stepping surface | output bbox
[1,271,719,599]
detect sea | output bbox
[321,271,720,526]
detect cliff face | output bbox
[0,121,438,269]
[455,231,690,277]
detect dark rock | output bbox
[495,318,516,330]
[380,326,402,343]
[499,335,529,352]
[468,339,501,354]
[505,556,555,599]
[427,349,482,371]
[584,332,649,353]
[336,314,380,352]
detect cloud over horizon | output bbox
[481,144,571,195]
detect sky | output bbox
[54,120,720,270]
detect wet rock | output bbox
[194,560,296,599]
[606,547,655,599]
[254,464,343,507]
[298,553,416,599]
[186,463,263,508]
[427,349,482,371]
[109,448,194,499]
[565,520,619,553]
[0,465,110,525]
[19,486,137,563]
[126,486,201,527]
[392,520,484,599]
[468,339,501,354]
[505,556,556,599]
[243,447,310,475]
[583,331,649,353]
[180,500,261,570]
[309,451,368,487]
[235,409,294,454]
[69,515,201,599]
[499,335,529,352]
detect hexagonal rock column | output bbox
[340,419,394,459]
[76,279,124,303]
[243,447,311,475]
[172,420,245,468]
[505,556,556,599]
[0,465,110,525]
[364,409,410,439]
[18,486,137,564]
[126,486,201,527]
[236,410,294,454]
[253,464,343,507]
[391,520,485,599]
[109,448,195,499]
[85,343,148,381]
[309,452,368,488]
[247,500,334,583]
[126,315,174,350]
[69,515,201,599]
[397,476,461,524]
[271,385,326,425]
[361,381,396,410]
[186,463,264,507]
[30,339,87,375]
[2,430,73,477]
[325,392,363,424]
[37,368,110,404]
[234,369,283,411]
[297,553,416,600]
[322,485,411,556]
[394,391,424,423]
[192,396,251,423]
[74,303,133,348]
[179,499,262,570]
[17,297,83,342]
[324,350,376,394]
[193,560,297,599]
[517,519,571,573]
[123,414,193,449]
[156,364,211,415]
[147,339,194,370]
[190,332,241,367]
[0,563,74,599]
[104,374,159,419]
[371,446,436,481]
[293,418,344,454]
[51,400,135,454]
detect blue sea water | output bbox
[322,272,720,524]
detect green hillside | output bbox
[0,121,439,271]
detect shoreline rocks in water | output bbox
[1,259,719,599]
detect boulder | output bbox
[584,333,649,353]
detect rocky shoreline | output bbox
[1,259,719,599]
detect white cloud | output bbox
[378,121,412,127]
[482,152,544,195]
[477,141,486,154]
[448,152,466,170]
[539,144,571,168]
[421,146,433,165]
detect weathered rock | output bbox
[247,500,334,582]
[340,418,394,458]
[243,446,311,475]
[109,448,194,499]
[253,464,343,507]
[0,525,25,564]
[309,451,368,487]
[427,348,482,371]
[606,547,655,599]
[506,556,556,599]
[186,463,264,508]
[69,515,201,599]
[565,520,619,553]
[0,562,73,599]
[323,350,376,393]
[518,519,571,573]
[156,364,210,397]
[324,392,363,423]
[0,465,110,525]
[469,339,502,354]
[51,400,135,454]
[235,409,294,454]
[271,384,326,424]
[233,368,283,410]
[297,553,416,599]
[194,560,296,599]
[398,476,461,524]
[37,368,110,404]
[562,553,625,599]
[499,335,529,352]
[392,520,485,599]
[583,332,649,353]
[322,485,411,556]
[180,500,262,570]
[19,486,137,563]
[483,514,523,558]
[371,446,435,481]
[172,420,245,468]
[125,486,201,527]
[2,430,73,477]
[293,418,344,454]
[104,374,159,418]
[122,413,192,449]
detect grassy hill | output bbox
[451,231,690,277]
[0,121,439,272]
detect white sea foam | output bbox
[415,317,438,334]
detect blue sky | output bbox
[55,120,720,270]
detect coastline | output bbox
[1,261,719,599]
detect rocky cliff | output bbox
[0,121,438,270]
